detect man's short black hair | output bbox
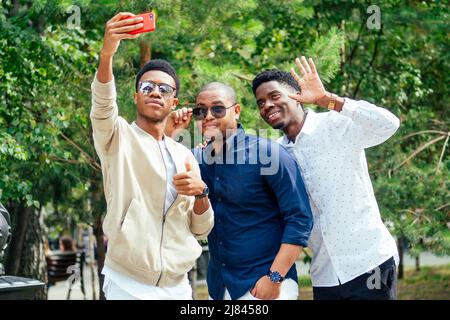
[252,69,300,95]
[198,82,237,105]
[135,59,180,97]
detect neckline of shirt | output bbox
[282,108,318,145]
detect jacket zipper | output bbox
[156,213,166,286]
[155,140,179,286]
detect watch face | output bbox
[195,186,209,199]
[269,271,283,283]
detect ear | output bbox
[172,98,179,110]
[133,92,138,105]
[234,104,241,120]
[290,91,301,99]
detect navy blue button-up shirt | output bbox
[192,125,313,300]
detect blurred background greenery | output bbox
[0,0,448,299]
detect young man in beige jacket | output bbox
[90,12,214,300]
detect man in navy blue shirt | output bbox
[165,82,312,300]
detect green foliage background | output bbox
[0,0,448,261]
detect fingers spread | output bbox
[290,67,301,83]
[308,57,317,74]
[295,57,306,76]
[301,56,312,73]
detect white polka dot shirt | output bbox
[278,98,400,287]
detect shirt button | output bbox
[222,263,226,267]
[217,197,222,202]
[219,241,223,245]
[218,219,221,223]
[216,177,220,181]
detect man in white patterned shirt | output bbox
[252,56,400,300]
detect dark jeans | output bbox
[313,257,397,300]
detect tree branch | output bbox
[393,135,447,171]
[59,133,101,171]
[346,16,366,66]
[400,130,448,141]
[48,156,85,165]
[232,72,252,82]
[436,133,449,174]
[435,203,450,211]
[352,26,383,98]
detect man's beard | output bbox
[272,121,286,130]
[138,110,168,123]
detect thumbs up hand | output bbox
[173,157,207,197]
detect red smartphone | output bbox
[122,12,156,35]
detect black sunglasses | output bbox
[138,81,176,98]
[192,104,236,120]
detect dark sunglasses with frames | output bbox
[192,104,237,120]
[138,81,176,98]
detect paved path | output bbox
[48,252,450,299]
[47,261,99,300]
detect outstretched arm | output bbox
[97,12,143,83]
[90,13,143,155]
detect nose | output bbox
[204,108,215,121]
[148,86,162,98]
[261,99,275,114]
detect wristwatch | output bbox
[195,185,209,199]
[327,93,337,111]
[267,270,285,284]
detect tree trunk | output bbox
[92,186,106,300]
[5,204,30,275]
[18,207,48,299]
[397,236,404,279]
[140,40,151,68]
[415,255,420,272]
[5,205,47,299]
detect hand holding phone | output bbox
[121,12,156,35]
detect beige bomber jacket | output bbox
[90,75,214,287]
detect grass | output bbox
[397,264,450,300]
[194,264,450,300]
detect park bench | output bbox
[46,251,86,299]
